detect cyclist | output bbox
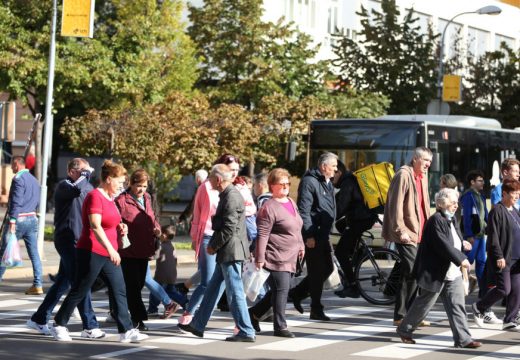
[333,160,378,298]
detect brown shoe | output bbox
[419,320,431,327]
[393,319,402,326]
[400,335,416,344]
[463,341,482,349]
[25,286,43,295]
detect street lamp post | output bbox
[436,5,501,114]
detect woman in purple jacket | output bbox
[115,169,166,331]
[249,168,305,338]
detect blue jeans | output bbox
[187,235,216,315]
[0,216,42,287]
[31,238,98,329]
[191,261,255,338]
[466,236,487,297]
[54,249,133,333]
[146,264,187,311]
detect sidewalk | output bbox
[2,234,197,280]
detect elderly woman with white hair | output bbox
[396,188,482,349]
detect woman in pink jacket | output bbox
[249,168,305,338]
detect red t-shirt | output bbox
[76,189,121,257]
[414,172,426,243]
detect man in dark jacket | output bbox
[26,158,104,338]
[290,152,338,321]
[333,160,377,298]
[0,156,41,293]
[178,164,255,342]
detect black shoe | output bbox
[334,286,360,299]
[292,296,304,314]
[178,323,203,338]
[274,329,295,338]
[225,335,256,342]
[48,273,56,283]
[248,309,261,333]
[310,310,331,321]
[174,282,189,295]
[133,321,149,332]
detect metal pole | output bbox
[436,11,475,114]
[37,0,57,258]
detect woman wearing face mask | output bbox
[396,188,482,349]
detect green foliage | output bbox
[319,89,390,118]
[188,0,329,107]
[254,93,336,173]
[0,0,198,114]
[451,44,520,128]
[331,0,438,114]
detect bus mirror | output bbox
[431,153,440,172]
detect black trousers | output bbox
[334,219,375,286]
[291,240,333,311]
[250,270,291,330]
[394,243,418,321]
[121,257,149,323]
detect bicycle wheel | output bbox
[354,249,402,305]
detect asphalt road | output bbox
[1,264,520,360]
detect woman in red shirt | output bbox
[50,160,148,343]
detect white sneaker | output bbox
[483,311,502,324]
[119,328,148,343]
[515,312,520,324]
[503,322,520,331]
[81,328,106,339]
[26,319,50,335]
[472,303,485,328]
[105,312,115,323]
[72,308,81,320]
[50,324,72,341]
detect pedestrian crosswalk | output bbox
[0,287,519,359]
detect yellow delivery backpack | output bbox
[353,162,395,213]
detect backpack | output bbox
[353,162,395,214]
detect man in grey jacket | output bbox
[178,164,255,342]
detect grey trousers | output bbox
[396,276,474,347]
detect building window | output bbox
[467,27,490,58]
[327,0,339,34]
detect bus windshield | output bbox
[310,121,422,171]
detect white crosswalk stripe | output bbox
[0,286,516,359]
[353,328,503,358]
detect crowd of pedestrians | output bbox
[2,147,517,349]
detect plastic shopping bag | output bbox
[242,260,270,302]
[1,232,23,268]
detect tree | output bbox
[60,91,261,174]
[188,0,329,107]
[451,44,520,128]
[0,0,198,114]
[331,0,438,114]
[254,93,336,174]
[320,89,390,118]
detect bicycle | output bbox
[333,230,402,306]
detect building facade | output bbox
[258,0,520,61]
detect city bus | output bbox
[307,115,520,201]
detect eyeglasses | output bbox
[274,182,291,187]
